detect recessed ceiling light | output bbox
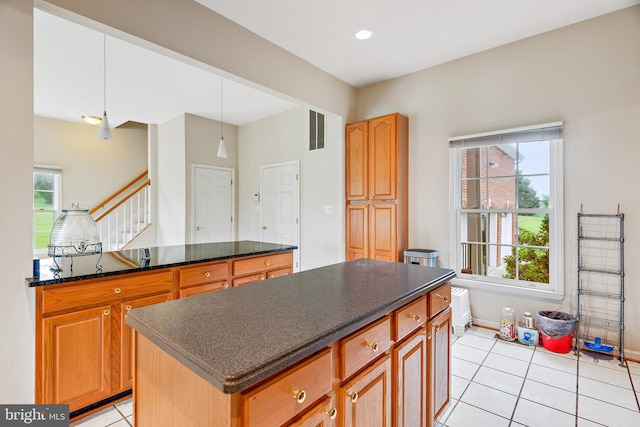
[355,29,372,40]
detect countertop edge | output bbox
[128,269,456,394]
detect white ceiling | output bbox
[35,0,639,127]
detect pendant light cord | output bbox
[103,35,107,113]
[220,77,224,140]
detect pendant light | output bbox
[216,76,228,158]
[97,34,112,140]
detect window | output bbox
[449,122,563,299]
[33,166,62,254]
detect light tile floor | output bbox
[439,326,640,427]
[71,325,640,427]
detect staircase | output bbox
[90,171,151,252]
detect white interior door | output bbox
[260,161,300,271]
[192,165,235,243]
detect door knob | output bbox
[196,226,201,231]
[262,226,268,230]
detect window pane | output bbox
[460,243,485,275]
[518,175,548,208]
[462,148,481,180]
[461,212,487,243]
[34,210,55,250]
[487,177,516,209]
[518,141,549,175]
[461,178,483,209]
[518,213,549,246]
[34,190,53,210]
[488,144,516,177]
[34,172,54,191]
[517,247,549,284]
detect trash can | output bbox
[537,311,576,353]
[404,249,438,267]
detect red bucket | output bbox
[541,332,573,353]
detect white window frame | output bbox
[448,122,564,301]
[33,165,62,256]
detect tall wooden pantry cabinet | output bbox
[345,112,408,262]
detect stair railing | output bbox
[91,171,151,252]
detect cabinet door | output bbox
[42,305,112,411]
[368,115,397,200]
[341,356,392,427]
[287,396,337,427]
[346,120,368,201]
[346,204,368,260]
[427,308,451,424]
[369,204,397,262]
[394,329,428,427]
[120,293,172,390]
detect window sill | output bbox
[451,276,564,302]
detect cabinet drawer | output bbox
[267,267,292,279]
[178,262,229,287]
[179,281,229,298]
[244,348,332,427]
[42,271,173,315]
[233,252,292,276]
[233,273,264,287]
[394,296,427,342]
[427,283,451,317]
[340,316,391,380]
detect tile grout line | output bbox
[506,342,537,426]
[624,360,640,412]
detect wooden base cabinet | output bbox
[340,356,392,427]
[394,330,428,427]
[427,308,452,424]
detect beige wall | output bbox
[34,116,148,209]
[357,6,640,356]
[0,0,35,403]
[238,107,344,270]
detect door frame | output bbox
[190,163,236,243]
[260,160,300,272]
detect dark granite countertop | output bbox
[126,258,455,394]
[28,241,297,287]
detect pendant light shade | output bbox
[217,76,227,158]
[98,110,112,140]
[99,35,112,140]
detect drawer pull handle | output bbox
[114,288,121,294]
[409,313,422,323]
[125,305,132,311]
[347,391,358,404]
[205,272,211,277]
[103,310,110,316]
[364,340,379,352]
[293,389,306,404]
[265,261,270,266]
[223,282,229,288]
[325,407,338,420]
[436,294,449,303]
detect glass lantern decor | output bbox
[48,203,102,272]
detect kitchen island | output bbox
[29,241,296,417]
[127,259,455,426]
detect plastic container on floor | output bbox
[541,331,573,353]
[499,307,516,341]
[518,326,539,346]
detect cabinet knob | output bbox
[205,272,211,277]
[363,340,379,352]
[409,313,422,323]
[260,274,265,280]
[125,305,132,311]
[347,391,358,404]
[434,324,441,332]
[293,389,306,404]
[325,407,338,420]
[103,310,110,316]
[436,294,449,303]
[114,288,121,294]
[427,332,432,340]
[265,261,270,266]
[223,282,229,288]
